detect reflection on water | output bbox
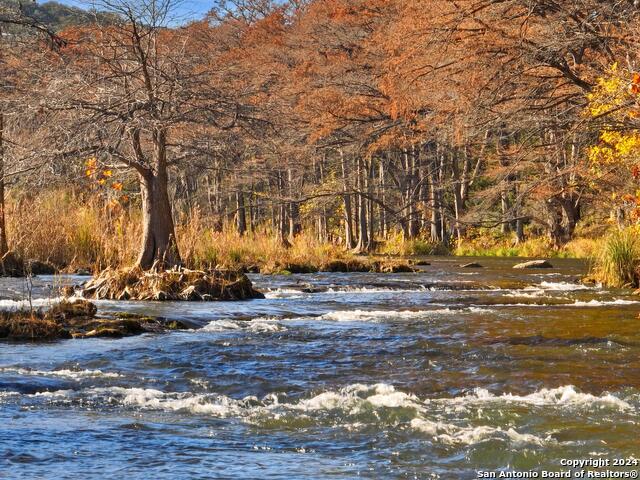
[1,257,639,479]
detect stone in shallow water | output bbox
[460,262,483,268]
[513,260,553,269]
[413,260,431,266]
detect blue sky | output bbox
[53,0,212,21]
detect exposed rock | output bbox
[0,300,191,341]
[321,260,348,272]
[414,260,431,266]
[0,314,71,340]
[0,254,58,277]
[48,299,97,320]
[60,286,77,298]
[513,260,553,269]
[0,252,25,277]
[299,283,328,293]
[27,260,57,275]
[321,259,371,273]
[283,263,318,274]
[75,268,92,276]
[460,262,483,268]
[371,261,417,273]
[81,266,264,301]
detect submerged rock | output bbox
[513,260,553,269]
[81,266,264,301]
[460,262,483,268]
[413,260,431,266]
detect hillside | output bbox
[0,0,117,30]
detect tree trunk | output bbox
[135,129,181,270]
[0,113,8,258]
[340,150,355,249]
[379,160,387,238]
[136,171,182,269]
[275,171,290,247]
[355,157,370,252]
[287,168,301,240]
[236,190,247,236]
[429,147,442,242]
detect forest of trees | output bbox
[2,0,640,270]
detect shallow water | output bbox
[1,257,639,479]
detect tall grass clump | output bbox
[454,227,599,259]
[8,190,140,270]
[593,228,640,288]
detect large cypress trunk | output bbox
[136,173,181,270]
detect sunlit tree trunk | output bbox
[0,113,9,258]
[340,150,355,249]
[287,168,301,240]
[355,157,370,252]
[236,190,247,236]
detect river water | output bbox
[1,257,639,479]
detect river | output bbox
[1,257,639,479]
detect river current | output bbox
[1,257,639,479]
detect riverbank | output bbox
[8,190,637,288]
[3,191,600,273]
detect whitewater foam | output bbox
[201,318,286,333]
[410,419,550,447]
[8,382,635,448]
[445,385,633,411]
[0,367,122,379]
[572,299,638,307]
[317,309,455,322]
[0,297,66,309]
[539,281,591,291]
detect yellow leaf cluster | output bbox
[588,130,640,165]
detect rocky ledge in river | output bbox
[512,260,554,269]
[260,259,418,275]
[0,299,189,341]
[82,266,264,301]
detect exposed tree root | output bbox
[81,266,265,301]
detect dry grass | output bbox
[8,190,140,270]
[454,228,600,259]
[0,310,70,340]
[379,231,449,256]
[5,189,607,274]
[7,190,355,273]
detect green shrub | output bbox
[593,229,640,288]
